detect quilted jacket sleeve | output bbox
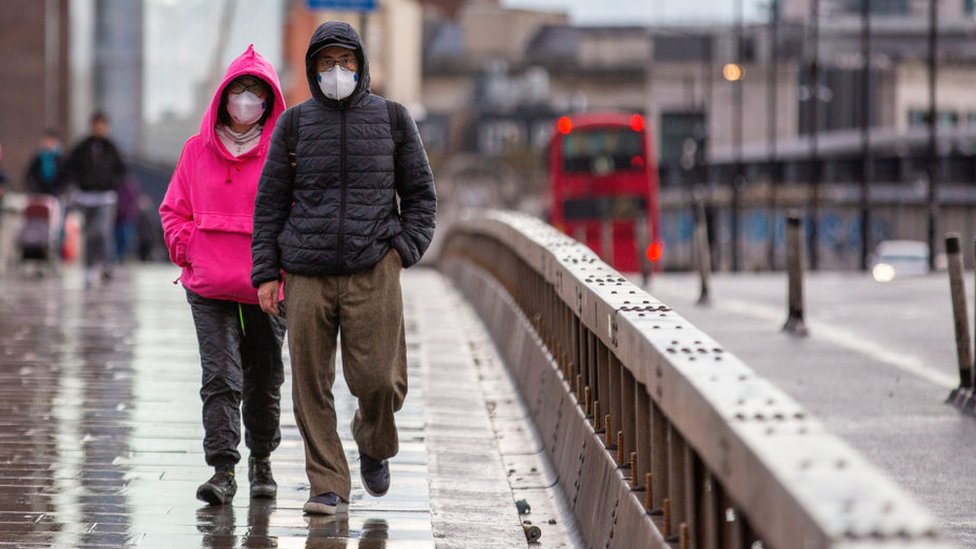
[251,107,295,287]
[390,104,437,268]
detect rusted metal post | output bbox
[644,473,654,510]
[782,214,809,336]
[695,198,712,306]
[593,400,602,430]
[946,234,972,390]
[663,498,672,539]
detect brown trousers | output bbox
[284,250,407,500]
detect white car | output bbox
[870,240,930,282]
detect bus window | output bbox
[562,129,644,174]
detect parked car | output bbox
[870,240,929,282]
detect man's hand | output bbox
[258,280,280,316]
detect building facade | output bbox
[0,0,70,187]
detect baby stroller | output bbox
[15,194,61,276]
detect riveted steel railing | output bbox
[437,210,954,549]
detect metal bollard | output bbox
[946,234,972,390]
[644,473,653,511]
[522,522,542,543]
[695,199,712,306]
[601,216,614,266]
[782,214,809,336]
[636,213,651,287]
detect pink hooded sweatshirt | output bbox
[159,45,285,304]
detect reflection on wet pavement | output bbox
[0,265,435,548]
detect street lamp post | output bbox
[767,0,780,271]
[732,0,744,272]
[808,0,821,271]
[859,0,872,272]
[927,0,939,270]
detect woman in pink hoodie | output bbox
[159,45,286,506]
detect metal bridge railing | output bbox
[438,210,955,549]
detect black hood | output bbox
[305,21,371,107]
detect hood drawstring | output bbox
[225,163,232,184]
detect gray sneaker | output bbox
[303,492,342,515]
[359,452,390,497]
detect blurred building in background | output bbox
[418,0,976,186]
[5,0,976,269]
[0,0,70,186]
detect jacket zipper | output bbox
[337,107,348,273]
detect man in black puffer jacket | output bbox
[251,21,436,515]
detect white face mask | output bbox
[317,66,358,101]
[227,90,266,126]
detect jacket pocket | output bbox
[195,212,254,235]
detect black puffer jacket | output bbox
[65,136,126,192]
[251,21,436,285]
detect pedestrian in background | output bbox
[64,112,126,287]
[251,21,436,515]
[159,45,287,507]
[25,129,66,197]
[114,175,140,261]
[25,129,67,255]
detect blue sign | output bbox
[305,0,377,11]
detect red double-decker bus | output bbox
[548,112,662,273]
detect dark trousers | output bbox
[284,249,407,500]
[80,203,115,269]
[186,289,286,467]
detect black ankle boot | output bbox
[248,456,277,498]
[196,465,237,505]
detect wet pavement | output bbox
[0,264,535,548]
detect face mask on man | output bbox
[317,66,358,101]
[227,90,266,126]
